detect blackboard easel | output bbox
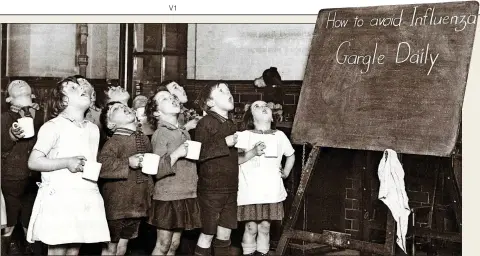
[275,1,477,255]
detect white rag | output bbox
[377,149,410,254]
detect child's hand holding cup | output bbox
[11,117,35,139]
[129,153,144,169]
[185,140,202,160]
[172,142,189,159]
[67,156,87,173]
[142,153,161,175]
[225,134,238,147]
[253,141,266,156]
[10,122,25,140]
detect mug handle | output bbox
[12,122,20,129]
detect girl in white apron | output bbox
[236,100,296,256]
[26,76,110,255]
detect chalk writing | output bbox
[335,40,439,75]
[329,5,477,75]
[326,12,349,28]
[335,40,385,74]
[369,10,403,27]
[325,6,477,31]
[396,42,439,75]
[409,6,477,32]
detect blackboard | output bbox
[291,1,478,157]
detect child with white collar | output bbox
[236,100,295,256]
[26,76,110,255]
[99,101,170,256]
[1,80,44,255]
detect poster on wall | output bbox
[187,24,315,80]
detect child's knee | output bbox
[245,222,258,235]
[170,238,181,251]
[258,221,270,233]
[157,236,173,248]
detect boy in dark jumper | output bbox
[1,80,44,255]
[194,81,239,256]
[98,101,174,255]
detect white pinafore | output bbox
[27,116,110,245]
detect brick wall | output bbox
[344,152,460,243]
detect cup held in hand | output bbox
[82,161,102,182]
[14,117,35,138]
[185,140,201,160]
[234,131,250,149]
[263,135,278,158]
[142,153,160,175]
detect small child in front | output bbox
[26,75,110,255]
[160,80,202,130]
[193,81,239,256]
[145,88,201,255]
[79,76,102,128]
[1,80,44,255]
[104,85,131,106]
[132,95,155,137]
[98,101,170,255]
[236,101,295,256]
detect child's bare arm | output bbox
[239,142,265,165]
[28,150,85,173]
[98,138,130,179]
[281,154,295,179]
[27,121,85,173]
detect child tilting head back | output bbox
[195,81,234,115]
[26,75,110,255]
[73,75,102,127]
[145,89,201,255]
[156,80,201,130]
[236,100,296,256]
[100,101,137,137]
[132,95,155,137]
[104,85,130,106]
[1,80,45,252]
[193,81,240,256]
[97,101,156,255]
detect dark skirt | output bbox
[148,198,202,230]
[237,202,284,221]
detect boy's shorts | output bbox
[197,192,238,235]
[107,218,142,242]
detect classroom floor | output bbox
[2,223,461,256]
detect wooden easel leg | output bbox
[274,146,321,256]
[447,160,462,232]
[384,212,396,256]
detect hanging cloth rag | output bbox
[377,149,410,254]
